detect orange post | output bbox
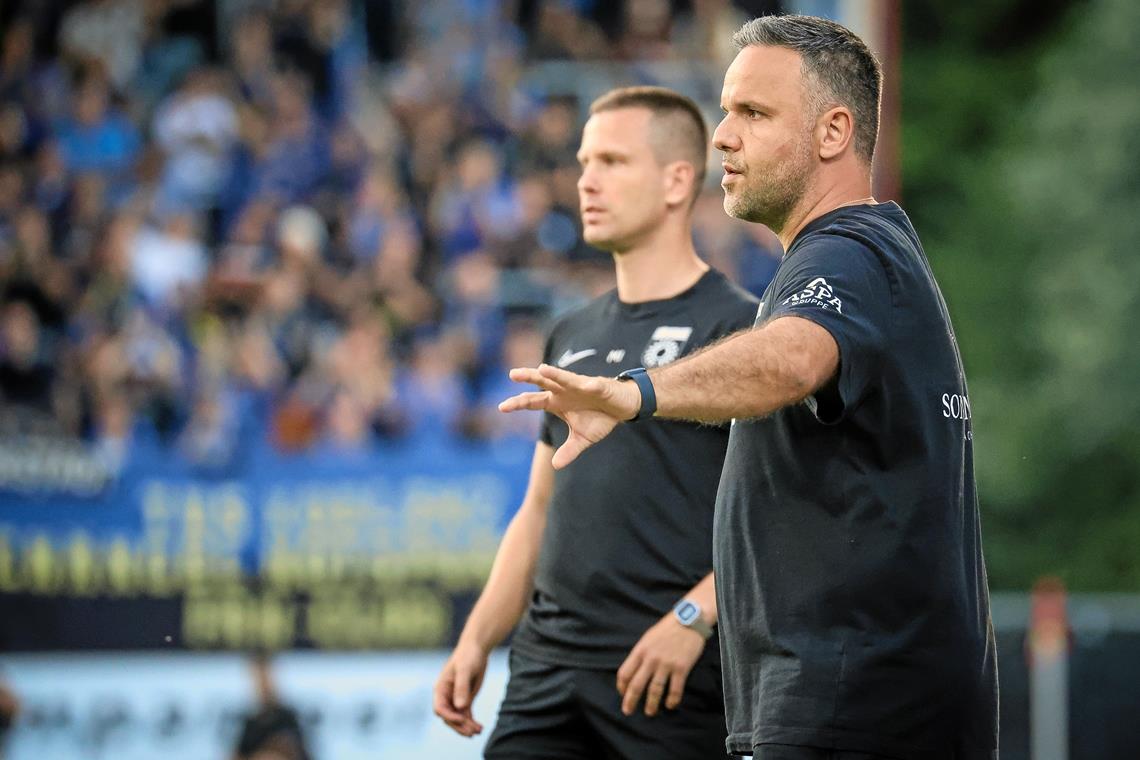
[1029,576,1069,760]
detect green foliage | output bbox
[902,0,1140,589]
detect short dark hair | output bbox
[733,15,882,163]
[589,86,709,199]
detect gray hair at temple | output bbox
[733,15,883,164]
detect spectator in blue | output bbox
[394,330,470,442]
[440,250,507,384]
[430,139,516,262]
[53,71,141,205]
[250,72,330,206]
[465,319,545,443]
[346,167,419,264]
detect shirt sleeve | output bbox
[766,234,892,423]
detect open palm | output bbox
[498,364,637,468]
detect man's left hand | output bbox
[616,613,707,717]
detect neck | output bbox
[612,217,709,303]
[777,171,876,251]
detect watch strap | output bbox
[615,367,657,422]
[672,599,714,640]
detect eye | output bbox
[747,109,763,120]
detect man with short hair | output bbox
[433,86,758,758]
[502,16,999,760]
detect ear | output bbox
[663,160,696,208]
[816,106,855,161]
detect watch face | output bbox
[675,600,700,625]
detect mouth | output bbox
[722,162,743,176]
[581,206,605,220]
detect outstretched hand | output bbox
[498,364,641,469]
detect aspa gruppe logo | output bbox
[782,277,843,313]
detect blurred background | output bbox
[0,0,1136,758]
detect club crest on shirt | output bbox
[782,277,843,313]
[642,325,692,368]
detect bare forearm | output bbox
[459,512,544,651]
[458,445,554,652]
[649,317,838,423]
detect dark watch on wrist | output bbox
[615,367,657,422]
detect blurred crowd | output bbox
[0,0,782,473]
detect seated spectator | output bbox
[250,73,330,206]
[229,11,275,109]
[89,391,135,475]
[393,331,470,441]
[178,389,241,472]
[128,209,208,311]
[430,139,516,261]
[368,223,436,338]
[311,388,377,459]
[152,68,239,211]
[465,319,545,442]
[346,168,418,264]
[440,250,506,381]
[53,72,141,203]
[0,299,54,411]
[58,0,145,92]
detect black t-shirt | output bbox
[512,269,758,669]
[715,203,998,758]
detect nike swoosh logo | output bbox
[556,348,597,368]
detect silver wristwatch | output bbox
[672,599,714,639]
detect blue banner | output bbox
[0,438,534,651]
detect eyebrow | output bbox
[577,148,629,164]
[721,96,773,113]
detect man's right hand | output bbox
[433,641,489,737]
[499,364,641,469]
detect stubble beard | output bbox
[724,141,813,235]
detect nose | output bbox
[712,115,741,154]
[577,165,598,195]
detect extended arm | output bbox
[650,315,838,423]
[500,316,838,468]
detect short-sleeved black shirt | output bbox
[512,269,758,669]
[715,203,998,758]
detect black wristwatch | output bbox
[616,367,657,422]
